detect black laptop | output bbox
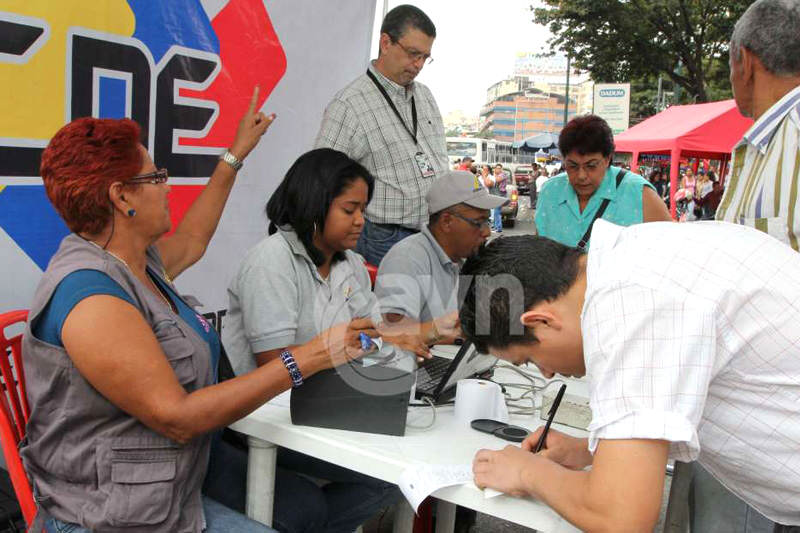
[290,342,496,436]
[414,342,496,404]
[290,351,415,436]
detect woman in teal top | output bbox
[535,115,672,248]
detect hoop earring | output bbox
[127,209,136,217]
[313,222,318,234]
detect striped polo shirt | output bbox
[716,85,800,251]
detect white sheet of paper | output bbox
[398,464,474,513]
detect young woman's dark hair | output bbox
[558,114,615,158]
[459,235,585,353]
[266,148,374,266]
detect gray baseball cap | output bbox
[427,170,508,214]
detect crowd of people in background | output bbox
[452,152,729,228]
[646,166,725,221]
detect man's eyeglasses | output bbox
[565,160,604,173]
[449,211,490,229]
[392,39,434,65]
[127,168,169,185]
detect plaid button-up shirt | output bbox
[314,61,448,229]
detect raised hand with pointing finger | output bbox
[229,85,276,162]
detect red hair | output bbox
[40,117,143,235]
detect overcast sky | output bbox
[370,0,552,118]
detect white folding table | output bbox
[229,362,588,533]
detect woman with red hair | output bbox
[20,89,379,533]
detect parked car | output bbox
[513,164,534,194]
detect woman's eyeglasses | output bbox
[127,168,169,185]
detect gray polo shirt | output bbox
[374,225,460,323]
[223,228,380,376]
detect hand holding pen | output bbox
[521,384,594,470]
[534,384,567,453]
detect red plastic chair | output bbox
[365,263,378,288]
[0,310,36,527]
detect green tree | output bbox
[533,0,752,106]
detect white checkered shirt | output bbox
[314,61,448,229]
[583,219,800,525]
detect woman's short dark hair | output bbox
[459,235,585,353]
[266,148,374,266]
[381,4,436,41]
[558,114,615,158]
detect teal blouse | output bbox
[534,166,655,248]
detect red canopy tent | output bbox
[614,99,753,218]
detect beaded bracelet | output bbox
[279,349,304,388]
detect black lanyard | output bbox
[366,69,418,145]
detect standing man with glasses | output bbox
[315,4,447,266]
[375,170,506,352]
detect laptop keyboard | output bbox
[416,356,451,393]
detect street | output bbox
[496,195,536,239]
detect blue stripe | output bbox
[745,90,800,148]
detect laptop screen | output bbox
[435,342,496,396]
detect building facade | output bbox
[481,52,592,142]
[481,89,578,143]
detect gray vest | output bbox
[20,235,214,532]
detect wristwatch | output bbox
[279,349,304,388]
[220,149,243,171]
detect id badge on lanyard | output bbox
[367,69,437,179]
[414,152,435,178]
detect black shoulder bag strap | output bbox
[576,169,627,250]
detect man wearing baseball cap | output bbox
[374,171,507,352]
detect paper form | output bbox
[398,464,474,512]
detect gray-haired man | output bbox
[700,1,800,531]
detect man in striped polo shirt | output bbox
[697,1,800,532]
[717,0,800,251]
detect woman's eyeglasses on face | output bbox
[565,160,603,173]
[127,168,169,185]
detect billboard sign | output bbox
[593,82,631,135]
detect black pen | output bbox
[534,384,567,453]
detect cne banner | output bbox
[0,0,376,325]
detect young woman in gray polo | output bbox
[223,149,422,533]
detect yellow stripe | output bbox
[0,185,5,194]
[732,151,756,221]
[739,139,777,220]
[755,217,768,233]
[718,146,746,220]
[773,126,786,215]
[787,145,800,251]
